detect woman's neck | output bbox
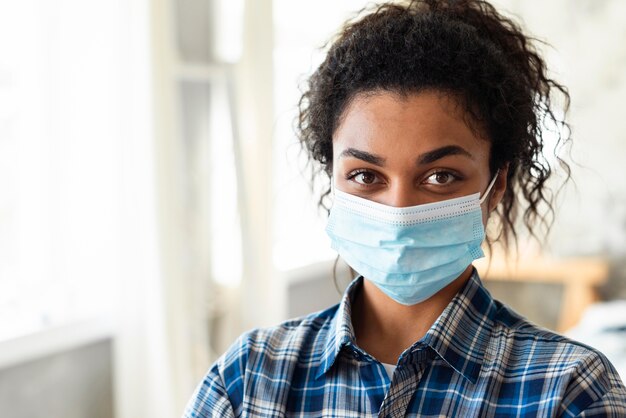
[351,266,474,365]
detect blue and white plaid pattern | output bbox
[184,272,626,417]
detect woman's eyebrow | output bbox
[339,148,386,166]
[417,145,473,165]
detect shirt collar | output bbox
[316,270,496,383]
[316,277,362,379]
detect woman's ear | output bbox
[489,164,509,212]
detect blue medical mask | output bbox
[326,174,498,305]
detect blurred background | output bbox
[0,0,625,417]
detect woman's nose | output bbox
[382,183,421,208]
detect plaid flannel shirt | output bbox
[184,272,626,417]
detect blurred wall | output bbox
[491,0,626,257]
[0,340,113,418]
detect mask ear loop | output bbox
[479,169,500,205]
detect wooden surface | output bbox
[474,256,609,332]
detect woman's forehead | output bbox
[332,90,490,161]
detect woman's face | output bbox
[332,90,505,218]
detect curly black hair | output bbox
[298,0,571,249]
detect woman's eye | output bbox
[424,171,457,186]
[348,170,381,185]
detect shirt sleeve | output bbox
[182,364,236,418]
[182,333,250,418]
[559,348,626,418]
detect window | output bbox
[0,1,125,340]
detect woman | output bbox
[184,1,626,416]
